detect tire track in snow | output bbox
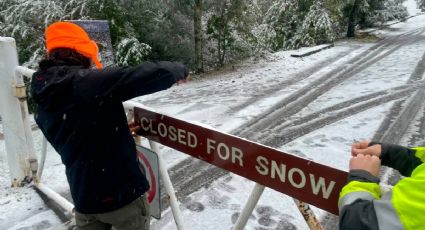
[233,28,425,139]
[227,47,358,114]
[407,101,425,146]
[262,83,423,147]
[320,47,425,229]
[226,28,422,117]
[161,28,425,221]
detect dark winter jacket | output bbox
[338,143,425,230]
[31,60,188,214]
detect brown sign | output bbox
[134,107,348,215]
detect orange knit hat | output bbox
[45,22,103,68]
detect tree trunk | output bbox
[347,0,360,38]
[193,0,204,73]
[221,27,226,66]
[218,29,223,66]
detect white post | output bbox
[14,67,38,180]
[234,183,265,230]
[149,140,185,230]
[35,182,75,215]
[0,37,33,186]
[37,137,48,179]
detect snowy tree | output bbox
[170,0,206,72]
[193,0,205,72]
[345,0,369,37]
[0,0,153,67]
[290,0,335,48]
[345,0,408,37]
[256,0,299,51]
[206,0,257,66]
[418,0,425,10]
[371,0,408,24]
[0,0,65,67]
[120,0,195,65]
[115,38,151,66]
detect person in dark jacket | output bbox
[338,140,425,230]
[31,21,189,230]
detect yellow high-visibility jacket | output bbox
[339,145,425,230]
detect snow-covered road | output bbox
[142,14,425,230]
[1,4,425,230]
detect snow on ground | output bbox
[404,0,423,16]
[299,40,424,112]
[0,153,60,229]
[1,1,424,229]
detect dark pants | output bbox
[74,196,150,230]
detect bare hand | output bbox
[128,122,141,136]
[352,140,382,158]
[176,74,191,85]
[349,154,381,177]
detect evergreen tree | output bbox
[372,0,408,24]
[193,0,204,73]
[171,0,205,72]
[115,38,152,66]
[0,0,64,67]
[346,0,368,37]
[258,0,299,51]
[345,0,407,37]
[419,0,425,10]
[294,0,335,47]
[0,0,152,67]
[206,0,257,67]
[67,0,151,66]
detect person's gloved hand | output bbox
[159,61,190,83]
[174,62,190,82]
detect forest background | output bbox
[1,0,424,73]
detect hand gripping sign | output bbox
[134,107,348,215]
[136,145,161,219]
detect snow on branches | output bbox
[291,0,335,48]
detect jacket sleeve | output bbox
[72,61,188,102]
[370,142,423,177]
[338,170,381,230]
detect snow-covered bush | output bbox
[0,0,64,67]
[290,0,335,49]
[370,0,408,24]
[115,37,151,66]
[255,1,298,51]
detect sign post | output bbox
[0,37,35,186]
[134,107,348,215]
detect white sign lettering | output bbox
[206,138,244,167]
[255,156,335,199]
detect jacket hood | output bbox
[31,60,77,111]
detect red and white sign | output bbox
[136,145,161,219]
[134,107,348,215]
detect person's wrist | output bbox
[368,141,380,147]
[348,169,380,183]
